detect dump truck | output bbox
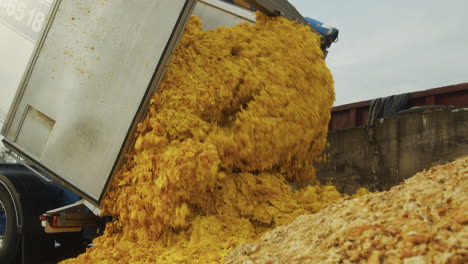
[0,0,338,263]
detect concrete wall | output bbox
[316,107,468,193]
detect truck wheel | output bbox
[0,184,21,264]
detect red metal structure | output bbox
[329,83,468,131]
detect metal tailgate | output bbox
[1,0,197,206]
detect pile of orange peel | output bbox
[62,13,356,264]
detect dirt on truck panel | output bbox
[61,13,341,263]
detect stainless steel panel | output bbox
[2,0,255,206]
[0,0,52,43]
[241,0,308,25]
[16,105,55,158]
[2,0,196,203]
[194,0,255,30]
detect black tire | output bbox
[0,183,21,264]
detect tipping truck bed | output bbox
[0,0,258,206]
[1,0,315,207]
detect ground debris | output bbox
[225,156,468,264]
